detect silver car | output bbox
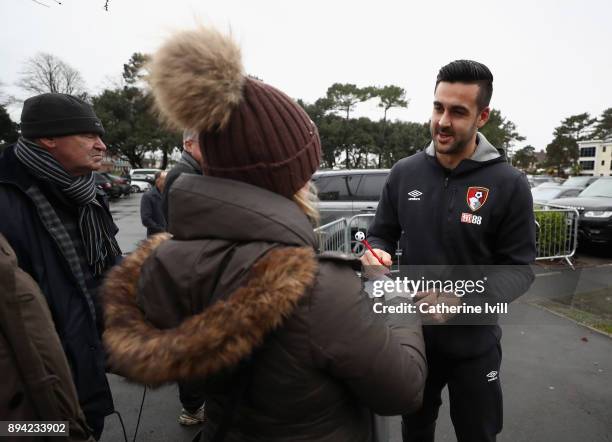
[531,185,582,204]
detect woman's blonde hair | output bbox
[293,180,320,227]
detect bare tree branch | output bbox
[30,0,50,7]
[31,0,104,7]
[17,52,87,97]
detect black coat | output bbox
[0,145,116,430]
[140,187,166,237]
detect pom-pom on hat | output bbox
[148,27,321,198]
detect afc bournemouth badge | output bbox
[466,187,489,212]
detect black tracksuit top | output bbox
[367,136,537,357]
[368,144,536,267]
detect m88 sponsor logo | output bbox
[461,212,482,225]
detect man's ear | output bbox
[477,107,490,129]
[184,139,193,153]
[36,138,56,149]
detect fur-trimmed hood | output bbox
[102,233,317,386]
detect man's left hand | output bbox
[415,290,462,324]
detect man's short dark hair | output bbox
[435,60,493,110]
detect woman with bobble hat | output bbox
[102,26,426,441]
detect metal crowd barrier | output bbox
[534,204,579,268]
[315,206,580,267]
[313,214,378,255]
[314,218,349,253]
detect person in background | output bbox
[162,129,203,221]
[140,170,168,237]
[0,93,121,439]
[162,131,207,425]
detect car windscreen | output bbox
[578,179,612,198]
[562,177,589,187]
[532,188,564,200]
[560,189,581,198]
[533,177,553,183]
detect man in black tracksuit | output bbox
[364,60,536,442]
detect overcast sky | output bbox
[1,0,611,152]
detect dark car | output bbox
[550,177,612,245]
[93,172,121,199]
[312,169,390,226]
[101,173,131,197]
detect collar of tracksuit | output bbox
[425,132,501,162]
[424,132,505,176]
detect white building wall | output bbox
[578,138,612,177]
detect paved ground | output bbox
[110,193,147,254]
[101,194,612,442]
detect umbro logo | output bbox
[408,190,422,201]
[486,371,498,382]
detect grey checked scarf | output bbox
[14,137,121,275]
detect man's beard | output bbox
[431,125,478,155]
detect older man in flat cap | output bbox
[0,93,121,439]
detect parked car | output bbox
[312,169,390,226]
[533,182,562,189]
[129,180,152,193]
[527,175,559,188]
[531,186,583,204]
[312,169,390,253]
[550,177,612,245]
[101,173,131,197]
[93,172,121,199]
[130,168,161,183]
[561,176,600,189]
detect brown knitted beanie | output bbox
[148,27,321,198]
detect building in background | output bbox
[142,148,181,169]
[578,138,612,176]
[101,153,130,174]
[100,148,182,173]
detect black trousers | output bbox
[402,343,503,442]
[90,414,104,440]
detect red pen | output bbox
[355,231,386,266]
